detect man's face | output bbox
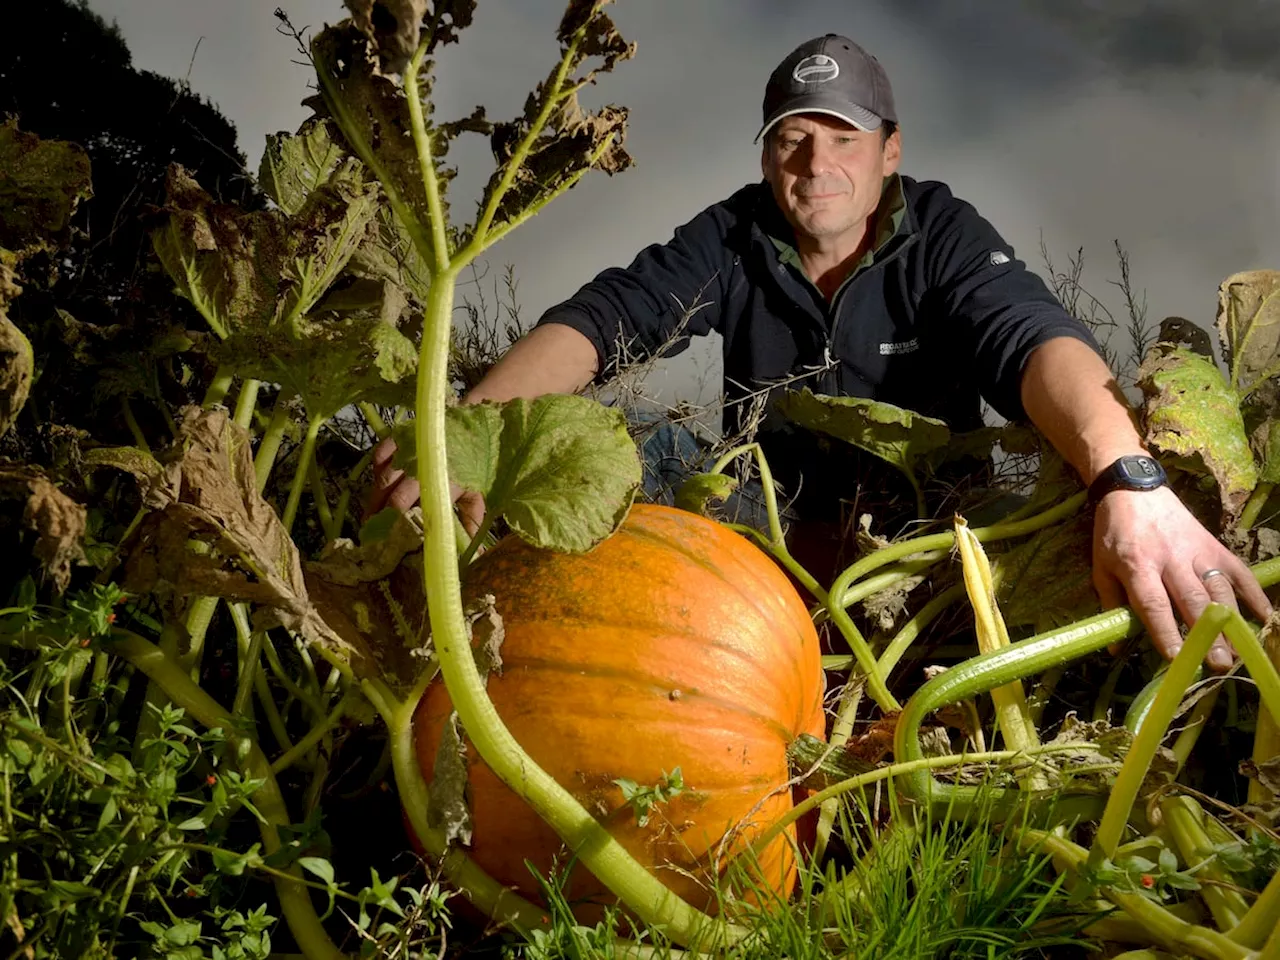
[761,113,902,246]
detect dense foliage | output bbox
[0,2,1277,959]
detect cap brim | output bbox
[755,97,882,142]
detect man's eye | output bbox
[779,138,802,149]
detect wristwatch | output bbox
[1087,454,1168,503]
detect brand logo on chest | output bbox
[879,337,920,356]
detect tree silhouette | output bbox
[0,0,261,453]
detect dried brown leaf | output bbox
[346,0,475,73]
[124,407,359,667]
[0,463,86,593]
[0,308,32,440]
[0,120,92,261]
[310,509,423,586]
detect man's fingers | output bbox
[456,489,486,538]
[384,475,422,513]
[1219,556,1274,624]
[1121,571,1186,663]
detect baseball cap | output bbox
[757,34,898,142]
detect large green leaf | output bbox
[430,395,639,552]
[776,389,951,514]
[1137,345,1256,523]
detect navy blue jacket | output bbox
[538,174,1101,517]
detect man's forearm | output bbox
[463,322,600,405]
[1019,336,1147,485]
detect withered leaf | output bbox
[1138,345,1256,525]
[123,407,363,668]
[346,0,475,74]
[428,711,473,845]
[309,507,423,586]
[1217,270,1280,398]
[862,574,925,633]
[259,120,347,217]
[0,120,93,262]
[994,511,1100,633]
[472,5,634,242]
[0,308,32,440]
[0,463,86,593]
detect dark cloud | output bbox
[1019,1,1280,78]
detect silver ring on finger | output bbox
[1200,568,1226,584]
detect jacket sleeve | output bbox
[922,188,1105,422]
[533,201,737,381]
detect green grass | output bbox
[499,789,1098,960]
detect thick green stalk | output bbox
[892,606,1139,823]
[281,415,323,535]
[1025,830,1258,960]
[308,459,339,543]
[202,366,235,409]
[394,30,741,944]
[1090,605,1231,866]
[233,378,261,431]
[1239,482,1273,532]
[254,393,294,494]
[120,398,151,455]
[1171,686,1222,772]
[110,630,345,960]
[1230,866,1280,948]
[749,742,1114,860]
[229,604,293,757]
[1249,621,1280,807]
[1221,613,1280,742]
[1160,795,1249,932]
[413,270,732,946]
[892,553,1280,824]
[360,678,548,933]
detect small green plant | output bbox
[612,768,685,828]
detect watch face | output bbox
[1117,455,1165,486]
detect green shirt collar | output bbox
[768,173,907,280]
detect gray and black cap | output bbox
[757,34,898,141]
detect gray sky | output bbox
[86,0,1280,409]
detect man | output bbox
[373,34,1270,671]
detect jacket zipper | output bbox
[823,233,918,391]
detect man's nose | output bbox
[799,138,833,175]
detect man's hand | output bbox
[1092,486,1272,672]
[366,436,486,536]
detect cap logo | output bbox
[792,54,840,84]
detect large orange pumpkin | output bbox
[412,503,826,918]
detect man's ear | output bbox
[760,142,773,183]
[882,128,903,174]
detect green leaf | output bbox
[259,120,347,217]
[211,844,261,877]
[1137,345,1257,523]
[444,395,640,552]
[47,880,99,903]
[298,856,335,886]
[776,389,951,515]
[674,472,738,516]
